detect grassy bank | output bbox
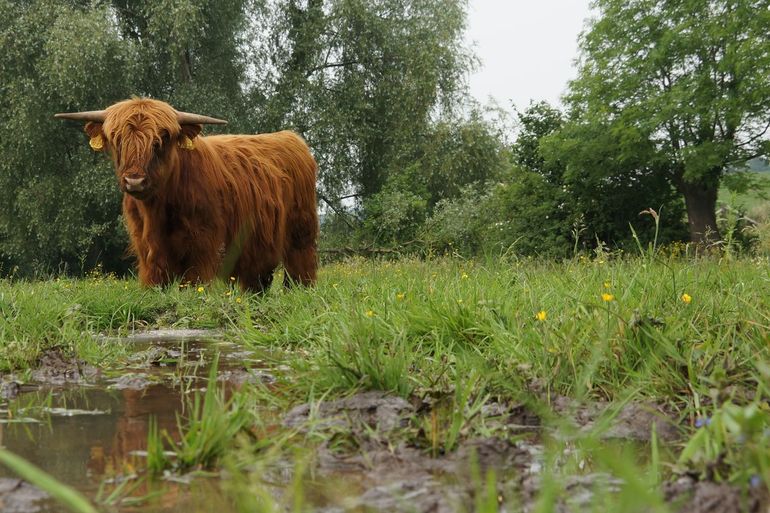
[2,255,770,509]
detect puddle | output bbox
[0,332,260,512]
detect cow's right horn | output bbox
[54,110,107,122]
[176,111,228,125]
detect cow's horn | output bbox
[176,111,227,125]
[54,110,107,122]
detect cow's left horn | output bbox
[176,111,227,125]
[54,110,107,122]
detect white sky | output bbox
[464,1,594,112]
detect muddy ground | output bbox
[0,331,765,512]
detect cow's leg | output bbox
[283,244,317,287]
[139,250,173,287]
[237,267,275,294]
[233,241,280,293]
[182,249,221,286]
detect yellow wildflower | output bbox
[601,293,614,302]
[396,292,405,301]
[197,286,204,293]
[365,310,375,318]
[235,297,242,304]
[681,293,692,304]
[536,310,547,322]
[461,272,469,279]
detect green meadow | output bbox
[1,254,769,511]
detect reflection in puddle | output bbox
[0,335,256,512]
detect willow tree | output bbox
[248,0,472,201]
[568,0,770,244]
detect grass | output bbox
[0,272,246,371]
[720,170,770,213]
[2,254,770,510]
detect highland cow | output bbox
[56,98,318,291]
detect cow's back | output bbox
[191,131,317,251]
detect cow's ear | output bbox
[84,122,105,152]
[179,124,202,151]
[180,124,202,140]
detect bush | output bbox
[421,185,493,255]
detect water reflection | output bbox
[0,337,246,512]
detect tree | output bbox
[0,0,473,274]
[248,0,472,201]
[568,0,770,244]
[0,0,250,274]
[508,102,687,255]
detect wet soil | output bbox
[0,331,258,512]
[0,478,49,513]
[0,331,760,512]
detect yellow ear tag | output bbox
[89,135,104,151]
[179,136,195,150]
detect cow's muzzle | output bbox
[124,176,146,192]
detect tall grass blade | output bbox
[0,448,98,513]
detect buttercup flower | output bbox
[197,286,204,293]
[536,310,547,322]
[681,293,692,304]
[601,293,614,302]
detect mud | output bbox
[662,476,769,513]
[0,331,757,513]
[108,373,156,390]
[278,391,692,512]
[0,478,49,513]
[283,391,414,433]
[550,396,680,442]
[30,350,100,385]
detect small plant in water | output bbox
[144,357,254,475]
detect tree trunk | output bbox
[680,181,720,245]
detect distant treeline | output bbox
[0,0,768,276]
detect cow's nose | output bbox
[124,176,146,191]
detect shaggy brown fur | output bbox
[80,98,318,291]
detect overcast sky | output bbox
[464,1,594,112]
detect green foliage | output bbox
[3,257,770,506]
[363,180,428,246]
[679,401,770,486]
[0,0,472,275]
[411,115,511,209]
[421,185,493,256]
[429,102,689,259]
[171,361,254,472]
[484,169,573,257]
[0,274,245,370]
[250,0,472,198]
[543,116,689,250]
[568,0,770,242]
